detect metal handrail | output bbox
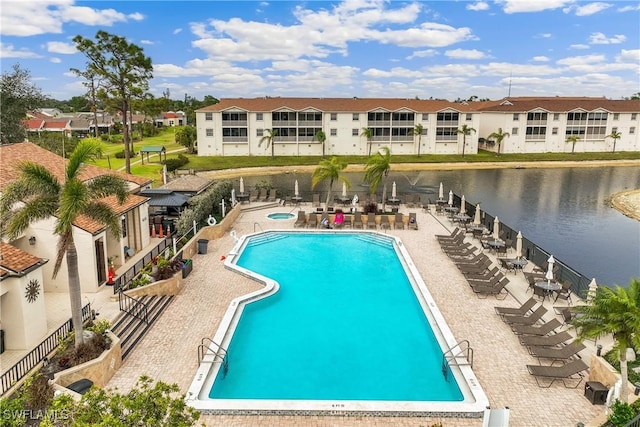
[118,291,148,324]
[254,222,264,232]
[625,413,640,427]
[197,338,229,377]
[113,237,171,294]
[442,340,473,381]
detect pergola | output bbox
[140,146,166,164]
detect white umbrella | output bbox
[351,194,359,212]
[231,188,236,206]
[587,278,598,302]
[392,181,397,199]
[239,177,245,194]
[439,182,444,200]
[448,190,453,206]
[295,180,299,197]
[515,231,523,258]
[342,182,347,198]
[460,195,466,215]
[473,203,481,225]
[545,255,555,283]
[493,216,500,240]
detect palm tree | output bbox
[411,124,424,157]
[606,130,621,153]
[572,279,640,403]
[457,124,476,157]
[0,140,128,348]
[487,128,510,155]
[566,135,580,154]
[311,156,349,213]
[364,146,391,211]
[360,127,374,156]
[259,129,278,159]
[314,130,327,158]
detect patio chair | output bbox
[502,305,548,326]
[511,318,562,336]
[519,330,573,347]
[495,297,538,318]
[258,188,268,201]
[380,215,392,230]
[526,359,589,388]
[408,212,418,230]
[313,193,320,207]
[294,211,307,228]
[366,212,377,229]
[394,212,404,229]
[554,306,575,326]
[352,211,364,229]
[249,190,259,202]
[499,258,516,274]
[267,188,277,202]
[307,213,317,228]
[554,281,573,305]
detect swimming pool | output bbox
[188,230,488,417]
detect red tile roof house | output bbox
[0,143,153,351]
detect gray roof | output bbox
[140,190,190,207]
[160,175,213,194]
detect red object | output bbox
[220,255,226,261]
[107,267,116,285]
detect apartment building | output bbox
[195,97,640,156]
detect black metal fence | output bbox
[112,237,172,294]
[451,194,592,299]
[0,303,93,396]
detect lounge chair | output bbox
[526,359,589,388]
[267,188,277,202]
[307,213,317,228]
[394,212,404,229]
[527,340,586,363]
[312,193,320,207]
[467,268,505,286]
[519,330,573,347]
[495,297,538,318]
[380,215,392,230]
[366,212,376,229]
[471,277,509,299]
[408,212,418,230]
[511,318,562,336]
[294,211,307,228]
[436,228,463,242]
[457,258,492,275]
[249,190,259,202]
[352,211,364,229]
[258,188,268,201]
[502,305,548,326]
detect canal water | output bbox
[240,166,640,287]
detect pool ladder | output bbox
[198,338,229,377]
[441,340,473,381]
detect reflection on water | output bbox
[240,167,640,286]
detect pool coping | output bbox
[186,229,489,417]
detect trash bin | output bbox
[182,259,193,278]
[198,239,209,254]
[584,381,608,405]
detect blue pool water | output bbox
[267,212,295,220]
[209,232,464,401]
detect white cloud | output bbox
[589,32,626,44]
[173,28,183,35]
[498,0,575,14]
[567,2,611,16]
[140,40,154,45]
[532,56,550,62]
[406,49,438,59]
[537,33,553,39]
[617,49,640,63]
[556,54,605,66]
[618,5,640,12]
[569,44,590,50]
[467,2,490,11]
[0,42,41,58]
[50,57,62,63]
[46,41,76,54]
[445,49,486,60]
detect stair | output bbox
[111,295,174,359]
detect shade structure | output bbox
[342,182,347,197]
[493,216,500,240]
[392,181,397,198]
[439,182,444,200]
[587,278,598,302]
[231,188,236,206]
[545,255,555,283]
[515,231,523,258]
[473,203,481,225]
[239,177,245,194]
[295,180,299,197]
[448,190,453,206]
[460,195,466,215]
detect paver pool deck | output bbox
[103,204,610,427]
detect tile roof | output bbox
[159,175,213,193]
[73,194,149,234]
[41,120,69,130]
[24,119,44,130]
[196,96,640,114]
[0,242,46,276]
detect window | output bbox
[352,129,359,136]
[613,113,619,120]
[205,128,214,137]
[205,112,213,121]
[630,127,636,135]
[527,112,548,121]
[352,113,359,121]
[513,114,519,121]
[391,112,414,121]
[331,113,337,121]
[256,128,263,136]
[512,127,518,135]
[552,127,558,135]
[222,112,247,121]
[612,127,618,133]
[566,127,585,136]
[422,113,428,120]
[466,113,472,121]
[436,112,459,122]
[525,126,547,138]
[568,112,588,121]
[588,112,607,121]
[632,113,637,120]
[121,216,127,238]
[554,113,560,121]
[256,113,263,121]
[330,128,337,136]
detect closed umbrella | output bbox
[473,203,481,225]
[587,278,598,302]
[448,190,453,206]
[295,180,299,197]
[439,182,444,200]
[351,194,359,212]
[493,216,500,240]
[239,177,245,194]
[392,181,397,199]
[545,255,555,284]
[231,188,237,206]
[460,195,466,215]
[515,231,523,259]
[342,182,347,198]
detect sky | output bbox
[1,0,639,102]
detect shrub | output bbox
[114,150,137,159]
[607,400,636,426]
[164,154,189,172]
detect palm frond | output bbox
[2,196,59,240]
[84,201,122,239]
[66,140,102,180]
[87,174,128,204]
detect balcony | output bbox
[297,121,323,127]
[272,120,298,127]
[368,121,391,127]
[222,137,248,143]
[221,120,247,127]
[273,136,297,142]
[526,120,548,126]
[436,121,459,126]
[391,135,413,142]
[392,120,415,127]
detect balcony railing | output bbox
[221,137,248,143]
[526,120,548,126]
[221,120,247,126]
[273,136,297,142]
[368,121,391,126]
[436,121,459,126]
[391,136,413,142]
[272,120,297,126]
[297,121,323,126]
